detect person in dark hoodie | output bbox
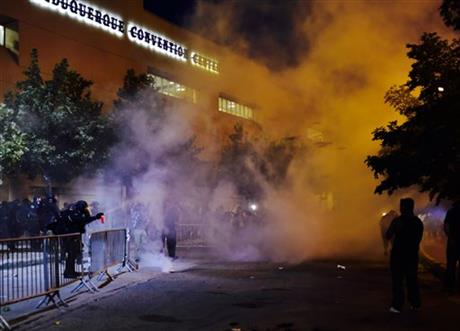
[385,198,424,313]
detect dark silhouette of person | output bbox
[385,198,424,313]
[6,200,21,249]
[444,200,460,292]
[162,197,179,259]
[0,201,8,239]
[38,194,60,233]
[48,200,103,278]
[16,198,33,236]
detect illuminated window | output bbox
[0,25,4,46]
[0,19,19,56]
[5,27,19,55]
[147,73,197,103]
[218,97,254,120]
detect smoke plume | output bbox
[73,0,453,264]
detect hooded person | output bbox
[385,198,424,313]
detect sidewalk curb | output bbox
[9,270,157,331]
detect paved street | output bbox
[11,251,460,331]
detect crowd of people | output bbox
[0,195,104,278]
[0,195,103,240]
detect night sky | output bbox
[143,0,312,70]
[143,0,196,27]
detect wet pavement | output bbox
[9,253,460,331]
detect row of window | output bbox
[148,73,197,104]
[0,23,19,56]
[148,73,255,121]
[0,17,252,120]
[218,97,254,120]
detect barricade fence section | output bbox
[176,223,208,247]
[0,234,82,308]
[89,229,130,276]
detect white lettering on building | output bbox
[29,0,219,73]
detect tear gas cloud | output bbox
[74,0,451,264]
[179,0,451,261]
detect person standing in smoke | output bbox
[444,200,460,292]
[48,200,104,278]
[385,198,424,313]
[161,196,179,259]
[380,210,398,256]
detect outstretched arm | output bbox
[84,213,104,226]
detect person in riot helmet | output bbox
[38,194,60,233]
[0,201,9,239]
[7,200,21,235]
[16,199,33,236]
[444,200,460,292]
[385,198,424,313]
[48,200,104,278]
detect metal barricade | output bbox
[176,223,208,247]
[0,234,82,329]
[88,229,134,282]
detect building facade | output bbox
[0,0,278,199]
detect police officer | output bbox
[444,200,460,292]
[385,198,424,313]
[38,194,60,233]
[0,201,9,239]
[48,200,103,278]
[16,199,33,236]
[6,200,21,250]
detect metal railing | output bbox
[88,229,134,281]
[0,233,82,330]
[0,229,135,330]
[176,223,208,247]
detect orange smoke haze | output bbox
[180,0,452,261]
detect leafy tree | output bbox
[218,123,303,201]
[109,69,202,195]
[2,49,114,191]
[218,123,264,201]
[262,136,303,187]
[0,105,27,176]
[440,0,460,31]
[366,32,460,202]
